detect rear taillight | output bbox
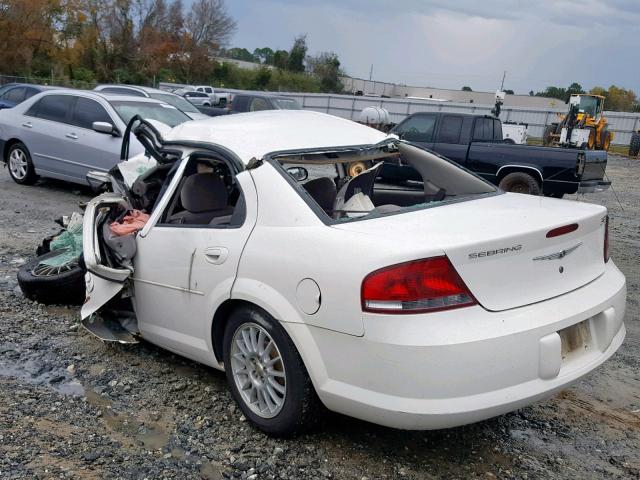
[604,216,609,262]
[361,256,476,314]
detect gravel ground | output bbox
[0,157,638,480]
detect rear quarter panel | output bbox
[234,162,443,337]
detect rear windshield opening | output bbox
[276,142,497,223]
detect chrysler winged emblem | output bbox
[533,243,582,261]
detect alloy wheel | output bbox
[9,148,28,180]
[230,322,286,418]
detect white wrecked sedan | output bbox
[82,110,626,436]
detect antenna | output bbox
[500,70,506,91]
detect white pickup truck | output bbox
[193,85,230,108]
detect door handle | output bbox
[204,247,229,265]
[21,122,32,128]
[66,133,78,140]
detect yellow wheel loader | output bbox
[542,94,613,151]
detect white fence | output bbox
[158,83,640,145]
[277,92,639,145]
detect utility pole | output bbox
[369,64,373,81]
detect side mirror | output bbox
[286,166,308,182]
[92,121,118,136]
[86,170,111,191]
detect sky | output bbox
[223,0,640,94]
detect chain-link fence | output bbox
[0,74,97,90]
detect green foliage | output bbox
[590,85,638,112]
[287,35,307,73]
[272,50,289,69]
[461,86,472,91]
[308,52,343,93]
[504,89,514,95]
[225,47,256,62]
[72,67,95,82]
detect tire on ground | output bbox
[223,305,323,436]
[498,171,541,195]
[629,132,640,157]
[17,251,86,305]
[7,142,38,185]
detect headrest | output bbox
[302,177,337,212]
[180,173,228,213]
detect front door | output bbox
[62,96,123,182]
[132,155,257,366]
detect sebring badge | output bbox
[532,242,582,261]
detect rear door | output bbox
[21,94,76,176]
[63,96,123,182]
[432,114,466,164]
[467,117,499,178]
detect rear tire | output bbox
[218,98,227,108]
[7,142,37,185]
[223,306,322,436]
[17,251,86,305]
[628,132,640,157]
[498,172,541,195]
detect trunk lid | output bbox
[334,193,607,311]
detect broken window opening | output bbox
[276,142,497,223]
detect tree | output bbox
[461,86,472,91]
[225,47,255,62]
[308,52,343,93]
[567,82,584,96]
[504,89,514,95]
[287,35,307,73]
[272,49,288,69]
[590,85,638,112]
[253,47,274,65]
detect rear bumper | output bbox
[578,180,611,193]
[286,261,626,430]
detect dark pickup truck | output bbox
[388,112,610,197]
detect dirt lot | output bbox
[0,156,638,480]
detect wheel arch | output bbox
[3,137,25,162]
[210,286,325,391]
[496,165,543,186]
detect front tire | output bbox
[7,142,37,185]
[223,306,322,436]
[498,172,541,195]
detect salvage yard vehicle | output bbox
[543,94,612,151]
[93,84,210,120]
[391,112,611,197]
[0,83,56,110]
[229,94,301,113]
[78,110,626,436]
[0,90,191,185]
